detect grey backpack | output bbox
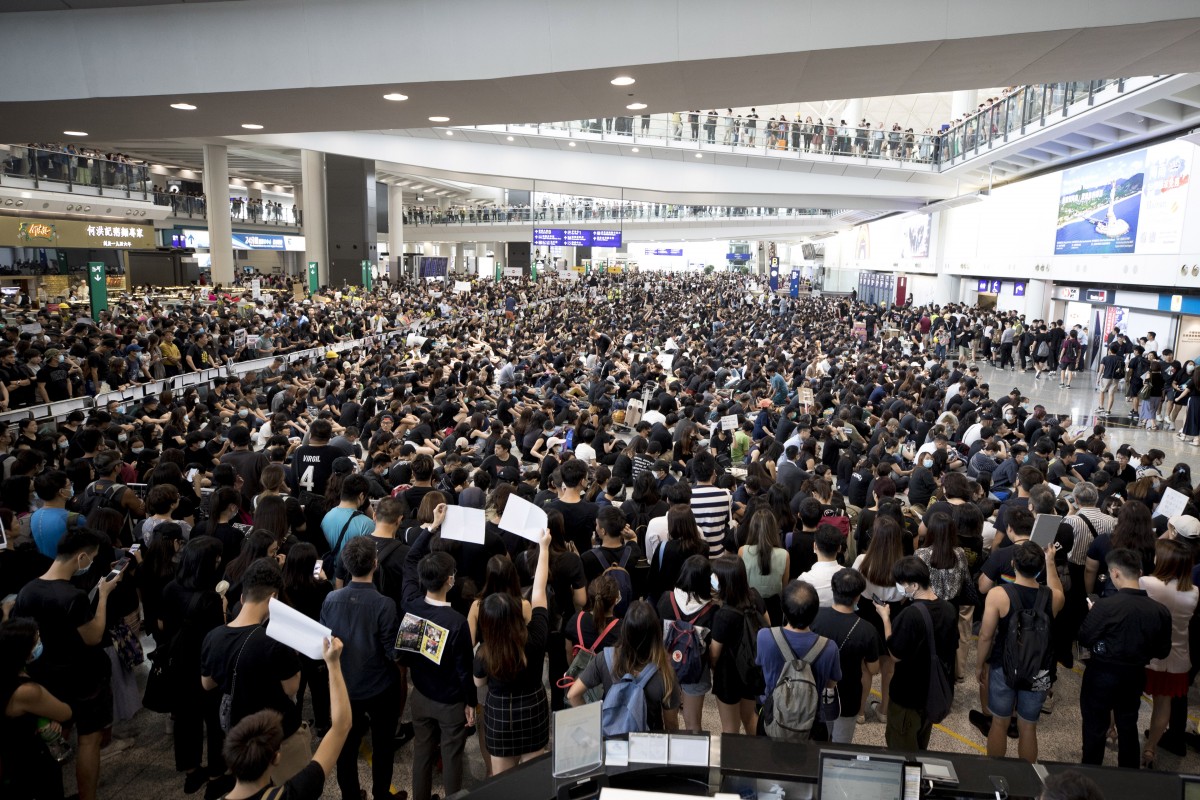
[761,628,827,743]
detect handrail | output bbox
[456,76,1169,172]
[402,203,840,226]
[0,144,150,200]
[157,193,302,226]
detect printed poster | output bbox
[395,613,449,664]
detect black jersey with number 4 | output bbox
[291,444,342,496]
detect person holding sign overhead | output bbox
[473,528,551,773]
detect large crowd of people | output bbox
[0,271,1189,800]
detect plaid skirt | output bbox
[483,686,549,757]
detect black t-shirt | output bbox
[473,606,549,694]
[291,444,341,496]
[811,607,884,716]
[186,343,211,370]
[201,624,301,736]
[36,364,71,401]
[238,759,326,800]
[546,499,599,554]
[580,543,643,584]
[565,610,622,651]
[886,598,959,708]
[13,577,107,697]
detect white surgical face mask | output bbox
[710,573,720,592]
[895,582,910,598]
[922,459,933,469]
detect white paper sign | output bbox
[406,334,428,349]
[1046,482,1062,497]
[441,506,486,545]
[1154,487,1190,519]
[604,739,629,767]
[627,732,669,764]
[453,281,471,293]
[657,353,674,372]
[799,388,814,405]
[498,494,548,542]
[720,415,739,431]
[266,597,332,660]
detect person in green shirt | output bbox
[732,421,752,464]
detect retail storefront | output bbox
[167,227,305,276]
[0,214,152,299]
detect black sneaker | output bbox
[1008,718,1019,739]
[183,771,208,795]
[968,709,992,738]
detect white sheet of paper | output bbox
[1046,482,1061,497]
[657,352,674,372]
[627,732,669,764]
[406,334,428,348]
[498,494,548,542]
[720,414,738,431]
[1155,487,1190,519]
[441,506,486,545]
[453,281,471,293]
[266,597,332,660]
[604,739,629,767]
[667,734,710,767]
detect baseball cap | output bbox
[331,457,355,475]
[1169,515,1200,539]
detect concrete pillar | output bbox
[843,99,863,124]
[300,150,328,287]
[387,184,405,282]
[951,89,978,120]
[202,144,235,286]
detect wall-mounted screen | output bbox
[418,256,448,278]
[532,229,622,247]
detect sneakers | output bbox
[869,699,886,724]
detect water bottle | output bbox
[37,717,73,763]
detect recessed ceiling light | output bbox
[695,153,703,158]
[610,76,635,86]
[383,93,408,102]
[170,102,197,111]
[428,116,450,122]
[241,123,264,130]
[63,130,88,137]
[626,102,647,110]
[631,147,639,153]
[568,142,576,147]
[446,131,454,136]
[506,136,514,141]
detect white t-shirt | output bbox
[798,560,842,606]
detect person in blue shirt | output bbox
[769,366,790,406]
[30,470,77,558]
[320,475,376,563]
[755,579,842,731]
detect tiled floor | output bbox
[79,364,1200,798]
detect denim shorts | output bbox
[681,665,712,697]
[988,665,1046,723]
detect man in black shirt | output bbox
[202,560,305,787]
[1,346,36,408]
[186,331,213,372]
[479,438,520,482]
[1078,548,1172,768]
[36,347,73,403]
[811,569,883,743]
[401,521,476,800]
[547,459,600,554]
[219,636,351,800]
[291,419,341,497]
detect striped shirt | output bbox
[690,484,732,558]
[1063,507,1116,565]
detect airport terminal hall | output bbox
[12,2,1200,800]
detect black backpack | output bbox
[79,480,136,541]
[1002,585,1052,691]
[732,607,766,698]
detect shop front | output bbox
[0,214,155,302]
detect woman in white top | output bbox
[852,515,906,723]
[1140,537,1199,769]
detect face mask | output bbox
[238,409,249,418]
[1022,454,1030,463]
[65,485,74,499]
[116,405,126,415]
[1189,365,1196,374]
[1004,414,1015,423]
[922,459,933,469]
[895,582,910,599]
[29,640,43,662]
[118,434,127,443]
[131,447,144,454]
[710,573,720,592]
[58,440,68,450]
[74,556,92,578]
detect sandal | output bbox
[1143,748,1156,770]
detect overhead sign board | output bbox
[0,216,155,249]
[532,228,622,247]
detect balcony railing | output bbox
[402,204,839,226]
[458,77,1165,171]
[1,145,150,199]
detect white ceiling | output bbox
[2,2,1200,141]
[1,0,230,9]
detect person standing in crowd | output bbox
[320,536,400,800]
[1077,548,1172,768]
[401,506,476,800]
[975,541,1065,763]
[810,568,883,744]
[201,560,307,786]
[875,556,959,751]
[12,529,120,800]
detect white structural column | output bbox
[387,183,405,282]
[300,149,329,286]
[951,89,978,120]
[202,144,234,285]
[843,99,863,123]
